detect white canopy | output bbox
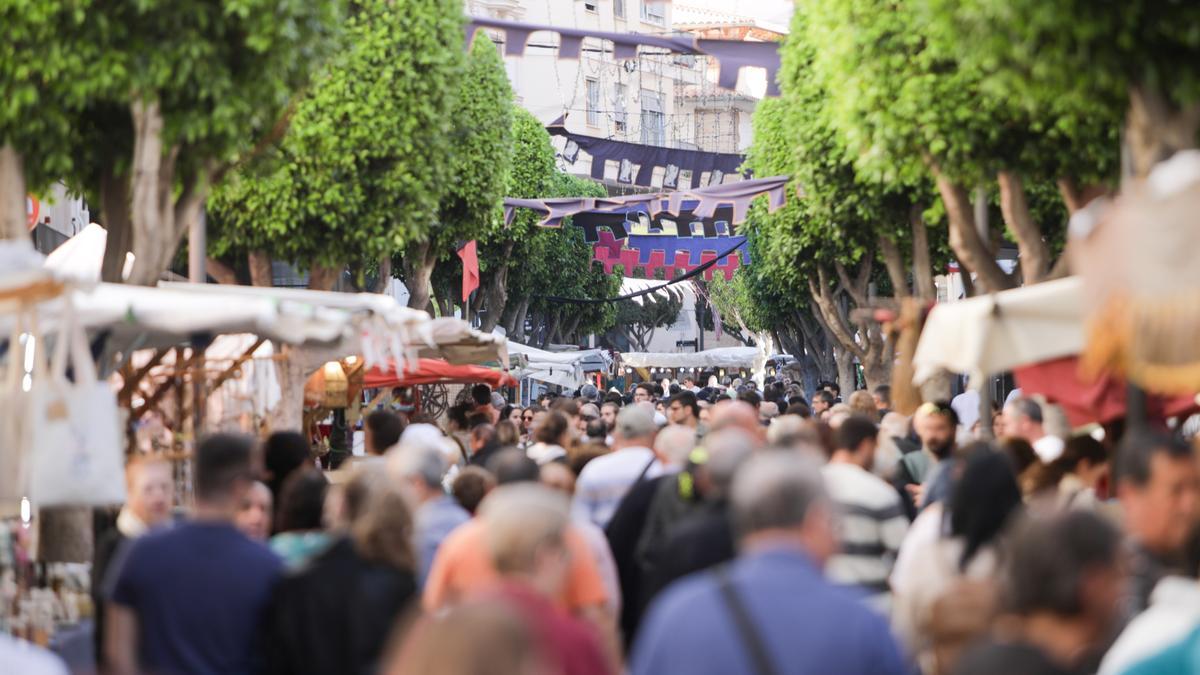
[6,239,508,370]
[913,276,1084,388]
[506,341,609,387]
[43,223,134,281]
[621,346,759,370]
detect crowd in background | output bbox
[74,373,1200,675]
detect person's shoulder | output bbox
[643,568,722,627]
[436,518,484,556]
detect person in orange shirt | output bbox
[423,449,617,662]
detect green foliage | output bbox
[0,1,106,191]
[210,0,461,268]
[799,0,1118,188]
[520,172,620,336]
[920,0,1200,116]
[3,0,341,197]
[432,37,514,254]
[477,107,557,275]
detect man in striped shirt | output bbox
[821,415,909,611]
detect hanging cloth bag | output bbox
[28,306,126,507]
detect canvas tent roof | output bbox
[912,276,1084,388]
[621,346,759,370]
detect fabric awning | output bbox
[1015,356,1198,428]
[913,277,1084,388]
[621,346,759,370]
[363,358,516,389]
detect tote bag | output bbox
[27,309,126,507]
[0,309,39,514]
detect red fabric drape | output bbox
[1015,356,1197,427]
[363,358,515,390]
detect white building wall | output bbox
[468,0,755,186]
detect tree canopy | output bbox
[211,0,462,289]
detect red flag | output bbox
[457,240,480,302]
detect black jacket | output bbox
[262,537,417,675]
[604,474,666,650]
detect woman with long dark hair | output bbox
[892,444,1024,675]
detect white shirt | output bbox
[1033,435,1065,463]
[1099,576,1200,675]
[526,442,566,466]
[0,635,67,675]
[572,446,662,529]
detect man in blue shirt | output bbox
[631,453,908,675]
[107,433,283,675]
[388,441,470,586]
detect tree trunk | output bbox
[878,234,910,298]
[1126,86,1200,180]
[403,241,437,311]
[0,144,28,241]
[910,206,936,299]
[515,299,530,342]
[796,311,838,387]
[308,263,339,291]
[562,314,582,346]
[480,241,514,333]
[997,170,1048,284]
[248,250,273,287]
[99,168,134,283]
[206,257,239,285]
[834,346,857,396]
[930,165,1014,293]
[126,98,212,286]
[1056,178,1110,216]
[371,255,392,294]
[542,310,561,349]
[958,258,977,298]
[860,353,890,392]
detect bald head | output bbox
[710,400,764,438]
[654,424,698,467]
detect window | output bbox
[640,90,665,146]
[641,0,665,25]
[613,83,628,133]
[614,0,626,19]
[586,79,601,126]
[584,1,597,12]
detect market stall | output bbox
[506,341,610,388]
[910,276,1199,427]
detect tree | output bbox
[801,0,1118,291]
[51,1,341,284]
[0,3,114,239]
[210,0,462,290]
[613,291,683,352]
[500,172,619,347]
[475,108,559,332]
[921,0,1200,180]
[402,37,513,310]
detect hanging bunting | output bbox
[548,117,746,189]
[503,175,793,228]
[466,16,781,96]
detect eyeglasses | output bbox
[522,414,535,421]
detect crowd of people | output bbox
[76,376,1200,674]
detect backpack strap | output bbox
[715,566,781,675]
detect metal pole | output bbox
[189,210,206,283]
